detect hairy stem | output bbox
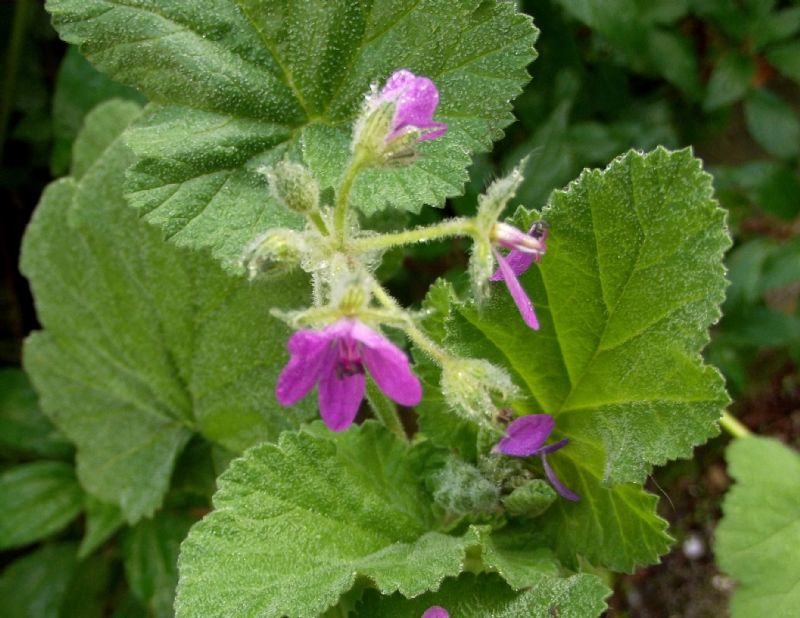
[352,217,475,253]
[365,380,407,441]
[333,151,367,244]
[371,283,450,365]
[720,410,751,439]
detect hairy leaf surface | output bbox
[46,0,538,271]
[716,437,800,618]
[176,423,482,618]
[355,572,610,617]
[425,148,730,570]
[22,100,313,522]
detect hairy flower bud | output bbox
[432,456,500,516]
[501,479,556,518]
[262,161,319,214]
[242,228,306,280]
[440,358,519,423]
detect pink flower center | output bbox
[335,337,365,379]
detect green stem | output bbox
[352,217,475,253]
[720,410,751,439]
[365,380,407,441]
[0,0,31,163]
[333,151,367,245]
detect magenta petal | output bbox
[318,370,365,432]
[417,121,448,142]
[495,414,555,457]
[541,453,580,502]
[275,331,335,406]
[380,69,446,142]
[421,607,449,618]
[538,437,569,455]
[351,322,422,406]
[493,249,539,330]
[490,249,535,281]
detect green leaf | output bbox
[78,497,125,559]
[22,100,314,523]
[0,462,84,550]
[0,368,72,459]
[355,572,611,617]
[51,45,145,175]
[0,544,78,618]
[176,423,482,618]
[45,0,538,271]
[744,89,800,158]
[123,513,194,618]
[767,40,800,83]
[704,51,755,110]
[427,148,730,570]
[716,437,800,618]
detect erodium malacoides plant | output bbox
[23,2,734,616]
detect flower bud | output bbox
[242,228,305,280]
[440,358,519,423]
[502,479,556,518]
[432,456,500,516]
[352,69,447,168]
[262,161,319,215]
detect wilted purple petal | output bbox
[495,414,555,457]
[538,437,569,455]
[276,331,336,406]
[421,607,449,618]
[318,369,365,432]
[352,321,422,406]
[541,453,580,502]
[490,249,536,281]
[493,249,539,330]
[379,69,448,142]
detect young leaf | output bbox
[716,437,800,618]
[176,423,482,618]
[427,148,730,570]
[45,0,538,271]
[355,572,611,617]
[0,462,85,551]
[22,100,314,523]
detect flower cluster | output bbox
[261,69,578,503]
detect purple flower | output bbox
[276,318,422,432]
[421,607,449,618]
[490,222,547,331]
[376,69,448,142]
[494,414,580,502]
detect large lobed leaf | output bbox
[175,422,483,618]
[716,437,800,618]
[21,100,314,523]
[427,147,730,571]
[46,0,538,271]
